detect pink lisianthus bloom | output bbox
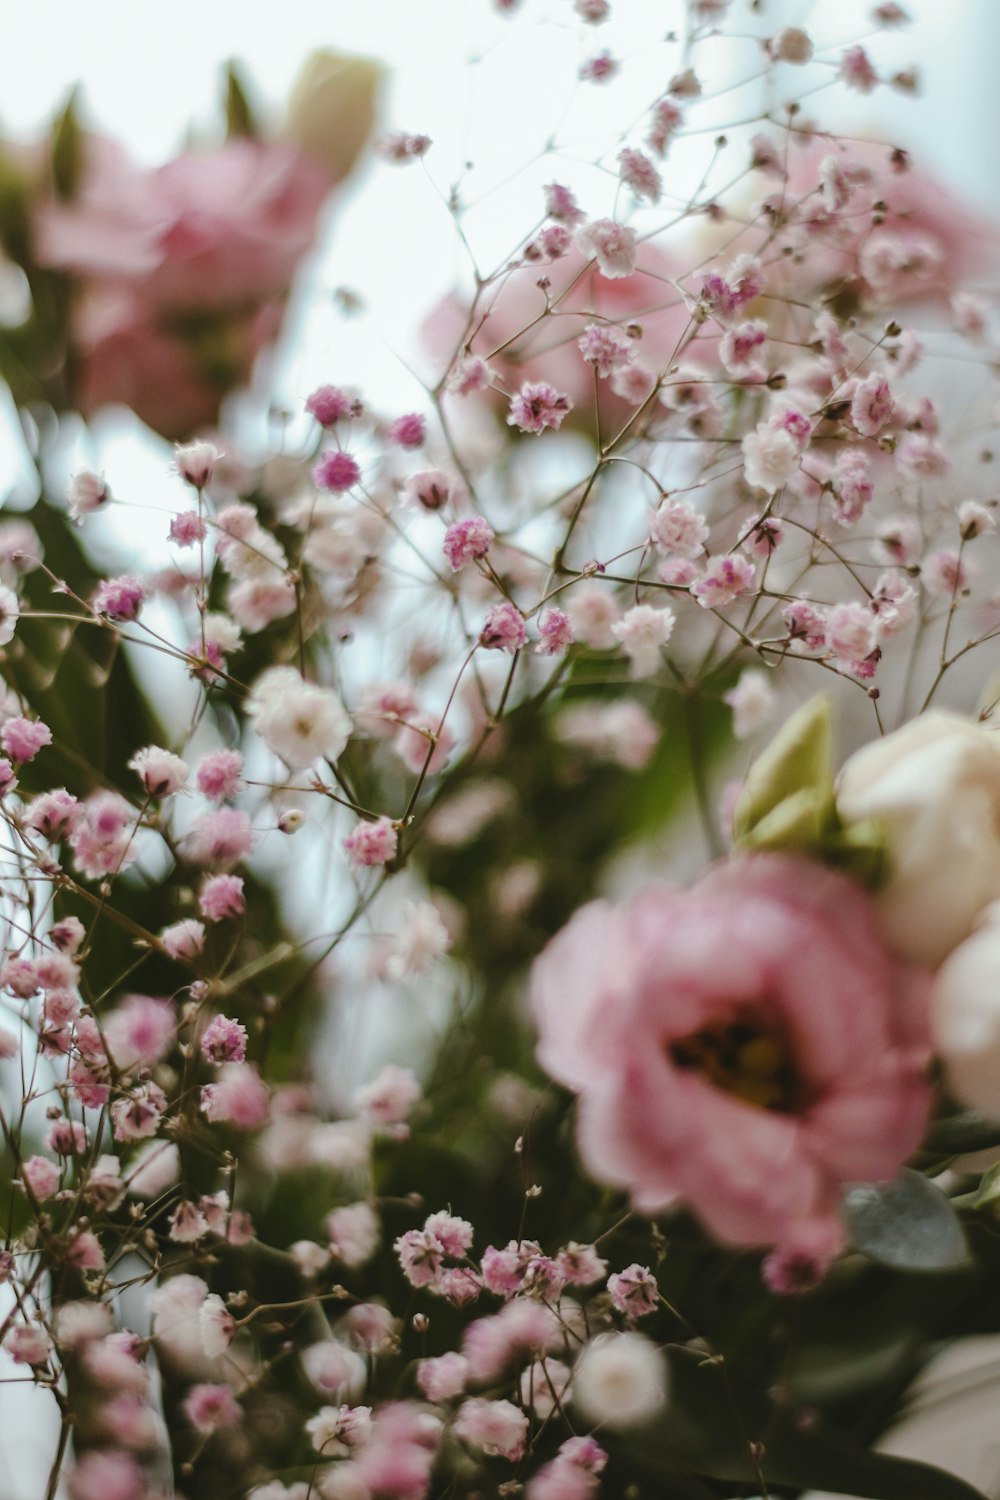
[531,854,931,1253]
[34,135,332,439]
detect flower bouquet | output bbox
[0,3,1000,1498]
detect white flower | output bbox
[385,901,451,979]
[837,712,1000,965]
[742,424,800,493]
[248,667,352,769]
[932,914,1000,1117]
[199,1293,236,1358]
[0,585,19,646]
[301,1340,367,1400]
[572,1332,667,1428]
[723,669,776,739]
[611,604,676,678]
[575,218,638,279]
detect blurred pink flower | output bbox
[35,135,332,438]
[531,854,931,1253]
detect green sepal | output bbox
[733,694,832,842]
[51,90,84,200]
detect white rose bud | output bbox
[932,913,1000,1117]
[837,712,1000,966]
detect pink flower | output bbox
[92,575,146,622]
[507,381,572,435]
[607,1263,659,1317]
[690,554,756,609]
[480,602,527,653]
[313,450,362,492]
[306,384,360,426]
[354,1063,421,1124]
[851,372,895,436]
[530,854,931,1251]
[70,792,137,879]
[417,1352,469,1403]
[618,148,662,203]
[187,807,253,865]
[0,716,52,763]
[840,44,879,92]
[199,873,246,921]
[103,995,174,1070]
[160,919,205,961]
[195,748,244,801]
[183,1382,241,1434]
[128,744,187,796]
[200,1062,269,1129]
[454,1397,528,1461]
[536,608,574,656]
[67,1450,145,1500]
[443,517,494,570]
[344,815,398,868]
[3,1323,52,1365]
[200,1014,248,1065]
[21,1155,60,1200]
[575,218,638,279]
[388,412,426,448]
[401,468,457,511]
[36,136,330,440]
[174,439,220,489]
[67,470,110,522]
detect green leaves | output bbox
[844,1170,970,1272]
[732,694,885,883]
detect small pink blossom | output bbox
[22,1155,60,1200]
[354,1063,421,1124]
[160,918,205,961]
[313,450,361,492]
[618,147,662,203]
[832,453,874,526]
[1,716,52,763]
[0,758,16,796]
[306,385,360,426]
[187,807,253,865]
[3,1324,52,1365]
[92,575,146,622]
[536,608,574,656]
[67,1450,145,1500]
[128,744,187,796]
[577,322,634,377]
[201,1014,248,1064]
[579,50,618,83]
[183,1382,241,1433]
[67,1230,105,1271]
[377,131,432,163]
[47,1118,88,1156]
[448,355,492,395]
[958,499,995,539]
[174,439,220,489]
[327,1202,380,1267]
[111,1082,167,1142]
[104,995,174,1071]
[923,548,970,597]
[388,412,426,448]
[402,468,457,511]
[648,497,709,559]
[454,1397,528,1461]
[507,381,572,434]
[840,44,879,92]
[576,218,638,279]
[647,97,682,156]
[169,1200,210,1243]
[742,424,799,493]
[443,517,494,570]
[698,255,765,324]
[169,509,207,546]
[417,1352,469,1403]
[544,182,584,222]
[720,320,768,377]
[769,26,813,62]
[480,602,527,652]
[556,1242,608,1286]
[668,66,701,97]
[201,1062,269,1129]
[394,716,455,775]
[608,1263,659,1317]
[199,872,246,921]
[195,748,244,801]
[851,372,895,436]
[690,554,756,609]
[67,470,111,522]
[826,601,878,665]
[611,603,675,677]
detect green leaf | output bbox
[844,1170,970,1271]
[224,61,259,139]
[51,89,84,200]
[733,694,832,841]
[923,1110,1000,1156]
